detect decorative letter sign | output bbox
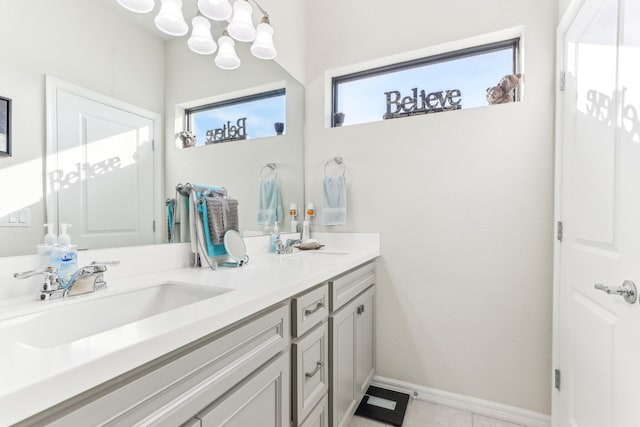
[206,118,248,144]
[383,88,462,120]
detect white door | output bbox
[555,0,640,426]
[47,79,157,249]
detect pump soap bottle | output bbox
[37,224,57,255]
[51,223,78,286]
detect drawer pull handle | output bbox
[304,301,324,316]
[305,361,324,378]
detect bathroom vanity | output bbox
[0,233,379,427]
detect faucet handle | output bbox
[91,261,120,267]
[14,266,58,279]
[89,261,120,272]
[14,266,61,293]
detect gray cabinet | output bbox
[17,260,377,427]
[300,395,329,427]
[292,284,330,427]
[195,351,290,427]
[21,303,290,427]
[328,263,375,427]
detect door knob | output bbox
[594,280,638,304]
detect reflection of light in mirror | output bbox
[619,45,640,143]
[0,158,43,211]
[576,43,617,116]
[49,128,144,193]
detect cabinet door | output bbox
[356,288,375,396]
[293,322,329,424]
[196,351,290,427]
[300,395,329,427]
[329,303,357,427]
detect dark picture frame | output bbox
[0,96,11,157]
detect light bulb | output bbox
[251,17,276,60]
[154,0,188,36]
[215,34,241,70]
[227,0,256,42]
[197,0,232,21]
[117,0,155,13]
[188,16,217,55]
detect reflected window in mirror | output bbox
[183,89,286,148]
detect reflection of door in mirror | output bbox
[47,78,160,250]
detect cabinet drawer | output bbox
[329,262,375,312]
[299,394,328,427]
[181,418,202,427]
[28,304,290,427]
[292,284,329,337]
[292,322,329,425]
[196,351,290,427]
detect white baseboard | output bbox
[372,376,551,427]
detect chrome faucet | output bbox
[14,261,120,301]
[275,239,302,255]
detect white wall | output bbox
[261,0,307,84]
[0,0,164,257]
[559,0,573,18]
[163,40,305,236]
[304,0,557,415]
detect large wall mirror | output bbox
[0,0,304,257]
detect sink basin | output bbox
[0,282,231,349]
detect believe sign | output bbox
[206,118,248,144]
[383,88,462,119]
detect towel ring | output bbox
[260,163,278,179]
[324,157,346,177]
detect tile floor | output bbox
[348,399,524,427]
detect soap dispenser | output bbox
[301,203,315,242]
[51,223,78,286]
[289,203,299,233]
[37,223,57,255]
[270,222,280,253]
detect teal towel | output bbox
[257,178,283,225]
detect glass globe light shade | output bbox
[188,16,217,55]
[215,34,241,70]
[197,0,232,21]
[117,0,155,13]
[227,0,256,42]
[250,17,276,60]
[154,0,188,36]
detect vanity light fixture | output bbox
[197,0,232,21]
[155,0,189,36]
[116,0,155,14]
[215,31,241,70]
[117,0,276,68]
[227,0,256,42]
[188,16,217,55]
[250,16,276,60]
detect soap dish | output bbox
[295,241,325,250]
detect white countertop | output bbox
[0,233,379,425]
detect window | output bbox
[185,89,286,146]
[331,39,519,127]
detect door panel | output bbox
[53,89,155,249]
[356,290,375,396]
[197,351,289,427]
[557,0,640,426]
[329,306,356,427]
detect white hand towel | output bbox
[257,178,284,225]
[322,175,347,226]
